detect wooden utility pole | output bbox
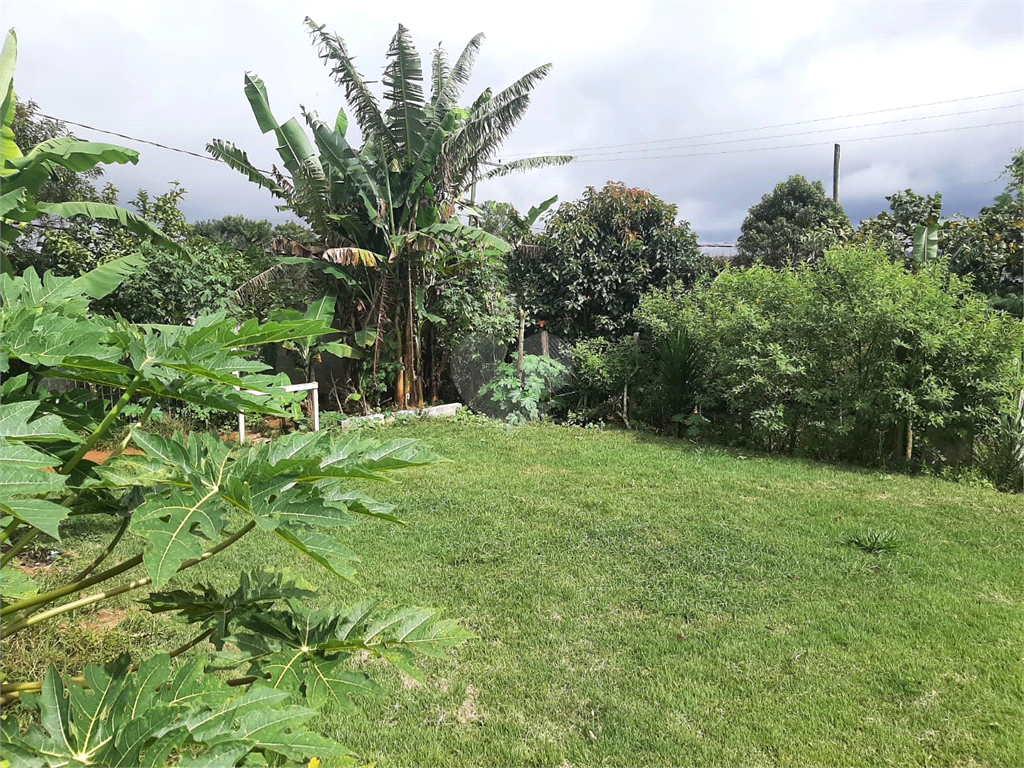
[832,143,841,203]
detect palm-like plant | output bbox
[208,20,571,408]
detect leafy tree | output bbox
[855,188,944,261]
[8,181,273,325]
[736,175,852,267]
[856,151,1023,314]
[509,182,706,340]
[208,19,571,408]
[193,214,315,254]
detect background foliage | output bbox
[636,243,1021,469]
[508,182,707,340]
[736,174,852,268]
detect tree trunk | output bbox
[406,258,420,408]
[395,319,405,408]
[517,308,526,387]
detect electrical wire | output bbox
[501,88,1023,158]
[572,120,1023,163]
[36,113,275,176]
[36,104,1022,173]
[568,103,1022,159]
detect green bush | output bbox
[568,337,646,413]
[636,244,1022,466]
[972,389,1024,492]
[736,175,853,268]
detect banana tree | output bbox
[0,29,180,272]
[209,21,571,408]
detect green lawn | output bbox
[10,420,1024,766]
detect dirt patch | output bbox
[456,684,483,724]
[400,673,423,689]
[6,545,67,575]
[82,448,143,466]
[78,608,128,632]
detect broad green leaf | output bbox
[334,106,348,136]
[0,439,60,469]
[303,658,380,710]
[303,294,336,325]
[0,401,82,442]
[274,526,359,581]
[212,705,348,761]
[0,187,30,218]
[71,253,146,299]
[130,489,226,589]
[35,201,183,255]
[186,684,290,743]
[354,327,377,347]
[178,744,250,768]
[0,497,68,539]
[0,463,68,497]
[323,488,404,524]
[1,566,38,600]
[264,494,357,530]
[243,72,279,135]
[322,340,361,359]
[9,137,139,174]
[129,430,193,475]
[0,30,20,169]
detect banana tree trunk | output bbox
[405,257,422,408]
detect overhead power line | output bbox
[39,113,222,164]
[36,105,1022,177]
[572,120,1023,163]
[502,88,1023,158]
[37,113,276,177]
[567,103,1022,159]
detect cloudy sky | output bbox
[5,0,1022,242]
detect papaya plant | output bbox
[0,30,469,767]
[0,260,469,766]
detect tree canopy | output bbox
[736,175,852,267]
[509,182,707,340]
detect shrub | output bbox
[972,389,1024,492]
[568,337,646,414]
[637,244,1022,465]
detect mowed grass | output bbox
[9,420,1023,766]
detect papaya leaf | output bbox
[0,497,69,539]
[130,488,227,589]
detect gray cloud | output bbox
[4,0,1021,244]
